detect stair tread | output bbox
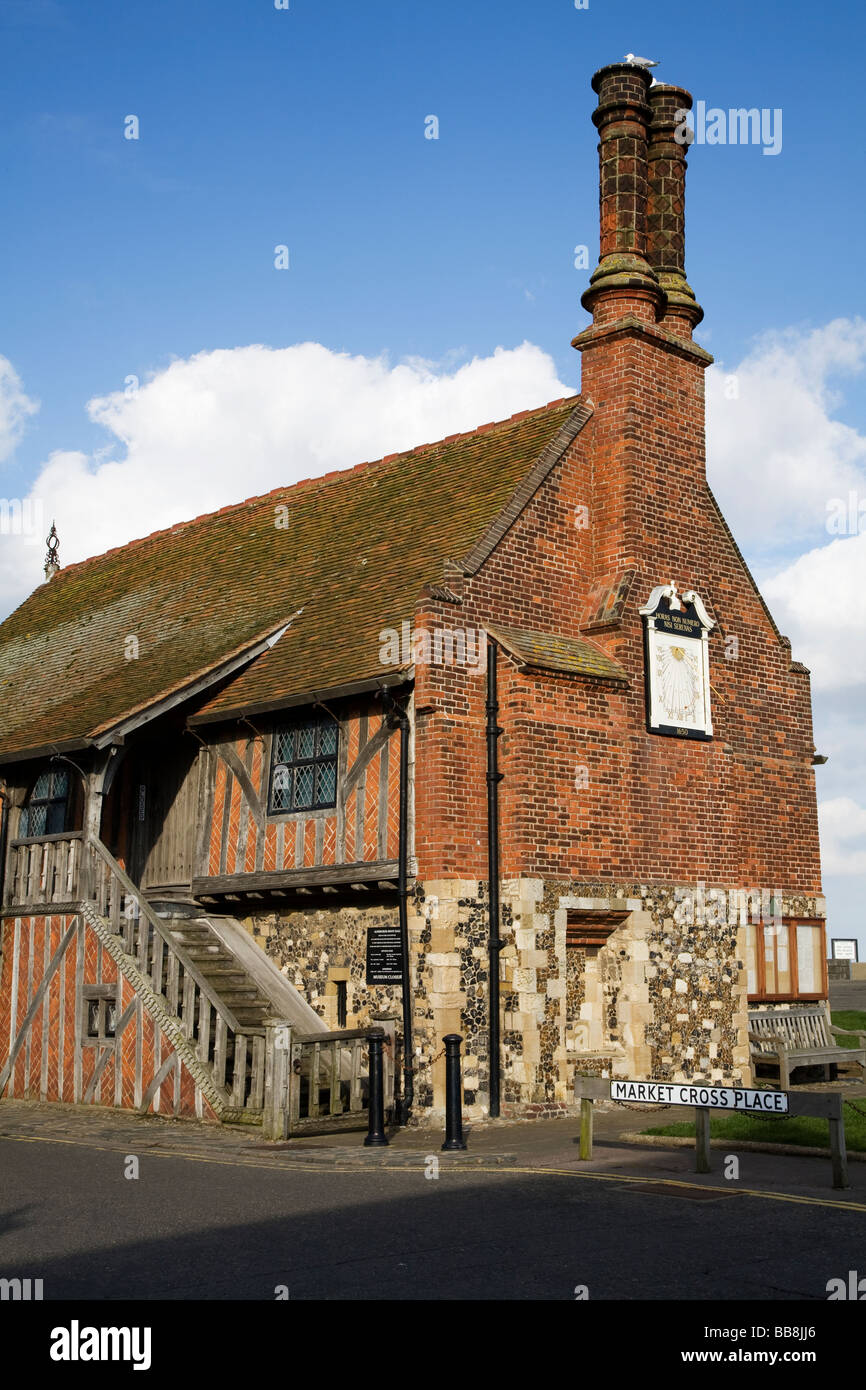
[146,914,292,1037]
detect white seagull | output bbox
[623,53,659,67]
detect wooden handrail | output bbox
[294,1027,383,1045]
[10,830,85,847]
[85,835,247,1037]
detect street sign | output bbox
[609,1079,789,1114]
[366,927,403,984]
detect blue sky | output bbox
[1,0,865,951]
[3,0,865,481]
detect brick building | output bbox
[0,62,825,1126]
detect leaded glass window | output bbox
[269,716,339,813]
[19,766,71,838]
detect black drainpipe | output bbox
[486,640,503,1118]
[382,688,413,1124]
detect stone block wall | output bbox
[242,876,824,1121]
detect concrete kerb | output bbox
[0,1096,863,1178]
[246,1144,517,1169]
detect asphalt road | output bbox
[1,1134,864,1302]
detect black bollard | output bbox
[364,1029,389,1147]
[441,1033,468,1151]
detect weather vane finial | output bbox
[44,521,60,582]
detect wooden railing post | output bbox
[373,1014,398,1113]
[695,1107,711,1174]
[828,1093,850,1191]
[80,833,93,903]
[263,1020,292,1141]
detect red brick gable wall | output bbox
[413,328,822,893]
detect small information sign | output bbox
[366,927,403,984]
[831,939,859,962]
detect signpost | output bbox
[366,927,404,985]
[573,1076,850,1188]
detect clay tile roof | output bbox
[486,623,630,683]
[0,395,584,761]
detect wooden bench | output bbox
[749,1004,866,1089]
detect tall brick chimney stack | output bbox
[571,60,714,604]
[646,84,703,337]
[580,62,663,326]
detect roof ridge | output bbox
[44,395,579,583]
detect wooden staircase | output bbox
[4,830,380,1130]
[80,836,330,1122]
[162,919,274,1032]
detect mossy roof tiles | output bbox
[486,623,630,682]
[0,395,583,761]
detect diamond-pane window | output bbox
[316,761,336,804]
[19,766,71,838]
[296,725,316,759]
[319,722,338,757]
[269,714,339,813]
[294,764,314,807]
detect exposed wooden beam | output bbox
[191,860,400,898]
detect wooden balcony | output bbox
[4,832,85,913]
[4,832,144,925]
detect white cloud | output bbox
[0,340,568,611]
[762,532,866,692]
[0,355,39,466]
[706,318,866,562]
[704,321,866,941]
[818,798,866,876]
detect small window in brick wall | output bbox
[83,986,117,1041]
[269,714,339,813]
[566,910,629,956]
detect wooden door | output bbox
[105,735,199,893]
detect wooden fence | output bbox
[263,1021,396,1140]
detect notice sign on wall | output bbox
[832,938,859,962]
[366,927,404,984]
[610,1080,788,1114]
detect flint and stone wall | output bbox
[240,877,825,1119]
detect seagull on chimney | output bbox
[623,53,659,67]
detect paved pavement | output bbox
[1,1092,863,1185]
[1,1096,864,1303]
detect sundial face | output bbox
[654,637,702,724]
[640,584,714,740]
